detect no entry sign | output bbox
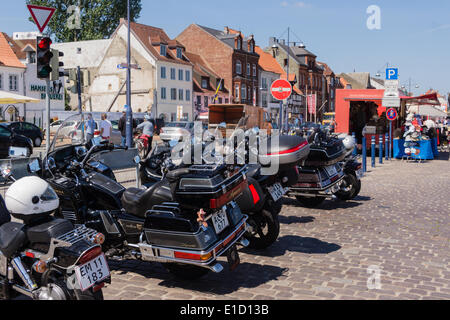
[386,108,398,121]
[271,79,292,101]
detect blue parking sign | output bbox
[386,68,399,80]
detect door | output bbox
[0,126,12,159]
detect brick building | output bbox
[177,25,260,106]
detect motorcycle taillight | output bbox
[78,246,102,265]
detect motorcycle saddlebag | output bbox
[0,223,26,258]
[26,218,74,246]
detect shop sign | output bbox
[30,84,63,101]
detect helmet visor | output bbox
[40,186,58,202]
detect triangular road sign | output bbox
[27,5,56,33]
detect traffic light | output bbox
[36,36,53,79]
[50,49,64,81]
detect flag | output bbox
[214,79,223,101]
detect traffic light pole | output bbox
[45,78,51,155]
[77,66,85,142]
[125,0,133,149]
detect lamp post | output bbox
[125,0,133,148]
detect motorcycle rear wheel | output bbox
[246,205,280,250]
[163,263,210,280]
[335,174,358,201]
[295,196,325,208]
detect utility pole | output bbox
[284,27,290,132]
[125,0,133,148]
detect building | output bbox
[177,25,259,106]
[338,72,375,90]
[317,61,341,113]
[184,52,229,120]
[56,20,194,122]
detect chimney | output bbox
[280,39,285,45]
[269,37,277,46]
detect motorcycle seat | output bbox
[166,168,191,183]
[26,218,74,246]
[122,180,173,218]
[0,222,27,258]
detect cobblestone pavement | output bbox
[102,153,450,300]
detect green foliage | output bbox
[26,0,142,42]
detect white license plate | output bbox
[325,165,338,177]
[75,254,110,292]
[211,209,230,234]
[268,183,286,202]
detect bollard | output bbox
[362,137,367,173]
[371,136,376,168]
[379,135,383,164]
[352,132,358,156]
[385,133,389,161]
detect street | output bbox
[97,154,450,300]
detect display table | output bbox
[393,139,435,160]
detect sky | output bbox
[1,0,449,98]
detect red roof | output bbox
[0,33,25,68]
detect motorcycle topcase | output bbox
[303,137,346,167]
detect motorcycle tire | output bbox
[163,263,210,280]
[245,205,280,250]
[295,196,325,208]
[335,174,359,201]
[74,289,104,300]
[352,177,362,199]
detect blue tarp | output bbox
[393,139,436,160]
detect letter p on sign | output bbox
[386,68,398,80]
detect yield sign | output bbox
[27,5,56,33]
[271,79,292,101]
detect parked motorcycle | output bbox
[0,165,109,300]
[140,122,310,249]
[289,124,348,208]
[36,115,250,280]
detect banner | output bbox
[307,94,317,115]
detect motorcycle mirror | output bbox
[27,159,41,173]
[134,156,141,165]
[91,137,102,146]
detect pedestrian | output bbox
[118,109,127,147]
[99,113,112,142]
[136,115,154,157]
[85,113,95,143]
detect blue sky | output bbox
[2,0,449,97]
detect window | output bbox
[29,52,36,64]
[262,94,267,108]
[0,74,2,89]
[218,98,223,104]
[196,96,202,106]
[262,78,267,90]
[253,64,257,77]
[160,45,167,57]
[161,66,166,79]
[176,47,183,59]
[161,87,167,100]
[249,42,254,53]
[179,89,184,101]
[247,63,251,76]
[241,84,247,100]
[185,70,191,82]
[171,88,177,100]
[204,96,209,107]
[170,68,176,80]
[186,90,191,101]
[201,78,208,89]
[235,84,240,100]
[0,126,11,138]
[9,75,18,91]
[236,61,242,74]
[178,69,183,81]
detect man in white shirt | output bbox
[99,113,112,141]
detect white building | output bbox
[54,19,194,122]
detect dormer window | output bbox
[160,45,167,57]
[201,78,208,89]
[176,47,182,59]
[249,42,254,53]
[237,38,242,50]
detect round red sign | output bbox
[386,108,398,121]
[271,79,292,101]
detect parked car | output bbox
[159,122,195,142]
[49,119,64,135]
[0,124,33,158]
[0,122,43,147]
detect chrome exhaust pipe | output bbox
[11,257,38,292]
[208,263,224,273]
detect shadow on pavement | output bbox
[436,151,449,161]
[242,235,341,258]
[279,215,315,225]
[108,259,288,295]
[281,197,365,211]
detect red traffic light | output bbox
[38,37,52,49]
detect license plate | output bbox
[75,254,110,292]
[268,183,286,202]
[325,165,338,177]
[211,209,230,234]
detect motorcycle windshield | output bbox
[48,113,86,156]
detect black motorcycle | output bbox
[0,167,108,300]
[141,127,310,249]
[35,140,249,280]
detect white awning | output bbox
[0,90,40,104]
[407,105,447,118]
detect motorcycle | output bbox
[35,115,250,280]
[140,121,310,249]
[0,165,109,300]
[289,124,348,208]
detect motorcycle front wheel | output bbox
[245,205,280,250]
[39,275,104,300]
[163,263,210,280]
[335,174,359,201]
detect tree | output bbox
[26,0,142,42]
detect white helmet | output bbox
[342,134,356,152]
[5,176,59,224]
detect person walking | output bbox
[99,113,112,142]
[85,113,96,143]
[118,109,127,147]
[136,115,154,158]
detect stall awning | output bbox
[407,105,447,118]
[0,90,40,104]
[402,93,441,106]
